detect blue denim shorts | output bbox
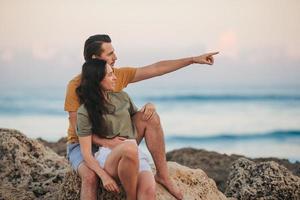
[67,143,98,172]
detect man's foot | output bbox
[155,174,183,200]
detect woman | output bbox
[75,59,156,200]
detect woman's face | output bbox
[100,64,117,91]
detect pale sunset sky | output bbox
[0,0,300,90]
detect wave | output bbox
[145,94,300,102]
[1,93,300,116]
[0,106,64,116]
[166,130,300,142]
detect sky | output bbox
[0,0,300,91]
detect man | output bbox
[65,34,218,200]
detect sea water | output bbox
[1,86,300,162]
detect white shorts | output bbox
[95,144,152,172]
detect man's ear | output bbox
[92,55,101,59]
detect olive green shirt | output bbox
[76,91,138,139]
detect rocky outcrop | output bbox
[0,128,69,199]
[167,148,243,192]
[38,137,67,157]
[0,128,227,200]
[59,162,227,200]
[166,148,300,192]
[225,158,300,200]
[156,162,227,200]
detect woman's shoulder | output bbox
[109,91,130,99]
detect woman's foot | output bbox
[155,174,183,200]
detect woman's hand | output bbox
[103,136,126,149]
[140,103,156,121]
[79,136,120,193]
[101,172,120,193]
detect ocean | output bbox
[1,86,300,162]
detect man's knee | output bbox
[134,111,161,127]
[78,163,99,185]
[133,112,144,123]
[148,112,161,127]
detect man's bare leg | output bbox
[133,112,183,199]
[78,163,99,200]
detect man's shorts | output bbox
[67,143,98,172]
[67,142,151,172]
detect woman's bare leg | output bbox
[137,171,156,200]
[104,141,139,200]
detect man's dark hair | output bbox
[83,34,112,61]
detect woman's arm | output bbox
[79,135,120,193]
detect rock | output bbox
[38,137,67,157]
[0,128,69,199]
[166,148,243,192]
[253,157,300,177]
[59,162,228,200]
[166,148,300,192]
[59,167,126,200]
[225,158,300,200]
[156,162,227,200]
[0,128,227,199]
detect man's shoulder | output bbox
[68,74,81,84]
[113,67,137,92]
[113,66,136,73]
[67,74,81,89]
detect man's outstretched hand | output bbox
[193,52,219,65]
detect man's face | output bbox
[98,42,117,66]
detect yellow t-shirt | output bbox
[64,67,137,143]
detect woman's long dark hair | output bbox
[76,59,109,137]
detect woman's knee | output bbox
[121,142,138,161]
